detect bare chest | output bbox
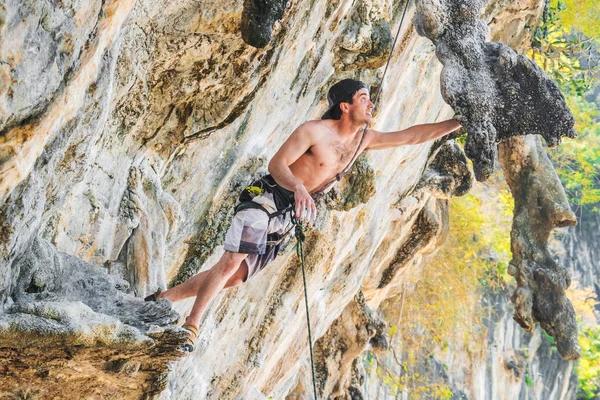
[309,137,361,169]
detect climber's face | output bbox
[344,88,374,124]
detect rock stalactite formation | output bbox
[116,160,183,297]
[241,0,289,48]
[499,135,580,360]
[414,0,576,181]
[413,0,582,361]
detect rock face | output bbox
[313,291,388,398]
[558,210,600,294]
[0,0,584,398]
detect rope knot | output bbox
[294,221,306,242]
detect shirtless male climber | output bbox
[145,79,462,352]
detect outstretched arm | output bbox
[366,119,461,150]
[268,123,317,221]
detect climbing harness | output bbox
[296,1,412,397]
[234,175,295,221]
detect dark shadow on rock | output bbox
[241,0,289,48]
[414,140,473,200]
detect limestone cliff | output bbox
[0,0,584,398]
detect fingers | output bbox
[302,198,317,222]
[295,198,304,219]
[294,189,306,219]
[293,184,318,222]
[294,195,317,222]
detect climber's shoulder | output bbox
[289,120,334,141]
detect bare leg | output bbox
[160,259,249,302]
[223,261,249,289]
[159,270,211,302]
[160,251,248,327]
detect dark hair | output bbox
[323,96,355,120]
[322,79,367,120]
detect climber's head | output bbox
[322,79,373,123]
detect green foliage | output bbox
[401,185,513,343]
[374,177,514,397]
[550,96,600,208]
[577,326,600,399]
[542,330,556,346]
[531,1,599,96]
[525,375,534,388]
[530,1,600,213]
[551,0,600,41]
[565,285,600,399]
[364,350,454,399]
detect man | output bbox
[149,79,462,351]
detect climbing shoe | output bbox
[181,323,199,353]
[144,288,162,302]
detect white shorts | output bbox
[224,191,293,280]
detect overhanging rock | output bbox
[414,0,576,181]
